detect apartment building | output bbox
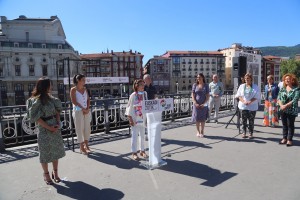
[144,56,171,94]
[161,51,225,93]
[80,50,143,97]
[262,56,281,84]
[0,15,80,106]
[220,43,262,89]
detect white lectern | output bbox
[140,98,173,170]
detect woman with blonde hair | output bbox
[277,73,299,146]
[235,73,261,139]
[263,75,279,127]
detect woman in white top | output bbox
[125,79,148,160]
[235,73,261,139]
[70,74,91,155]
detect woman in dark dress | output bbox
[191,73,210,137]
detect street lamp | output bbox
[120,84,123,98]
[176,82,179,94]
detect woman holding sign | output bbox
[125,79,148,160]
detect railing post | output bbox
[0,120,5,152]
[104,100,110,134]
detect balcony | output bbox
[182,62,186,64]
[205,68,210,71]
[188,68,192,71]
[194,68,198,71]
[188,62,192,64]
[206,62,210,64]
[182,68,186,71]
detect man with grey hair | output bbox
[143,74,157,141]
[207,74,224,123]
[143,74,157,100]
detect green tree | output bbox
[280,59,300,80]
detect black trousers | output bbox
[281,112,296,141]
[241,110,256,134]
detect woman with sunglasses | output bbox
[235,73,261,139]
[191,73,210,137]
[125,79,148,160]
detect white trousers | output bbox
[208,97,221,119]
[131,123,145,153]
[72,110,91,143]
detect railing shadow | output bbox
[160,159,237,187]
[0,146,39,164]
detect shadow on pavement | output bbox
[54,180,124,200]
[88,151,145,170]
[160,159,237,187]
[0,146,39,164]
[161,138,212,157]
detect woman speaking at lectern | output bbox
[125,79,148,160]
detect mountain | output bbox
[256,44,300,58]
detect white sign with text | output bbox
[63,77,129,85]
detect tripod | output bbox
[225,98,241,134]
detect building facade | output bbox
[0,15,80,106]
[80,50,143,97]
[161,51,225,93]
[261,56,281,84]
[144,56,171,94]
[220,43,262,89]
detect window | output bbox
[26,32,29,42]
[15,65,21,76]
[42,65,48,76]
[42,44,46,48]
[29,65,35,76]
[14,43,19,47]
[28,43,33,48]
[0,65,3,76]
[28,83,35,96]
[58,65,64,77]
[58,44,62,49]
[15,83,24,91]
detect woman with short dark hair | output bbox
[235,73,261,139]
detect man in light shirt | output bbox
[207,74,224,123]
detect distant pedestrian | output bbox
[191,73,210,137]
[235,73,261,139]
[125,79,148,160]
[70,74,91,155]
[207,74,224,123]
[27,77,65,185]
[277,73,299,147]
[263,75,279,127]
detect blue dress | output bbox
[191,83,209,122]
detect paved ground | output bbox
[0,110,300,200]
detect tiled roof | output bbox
[162,50,223,57]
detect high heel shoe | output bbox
[43,172,53,185]
[80,148,88,155]
[51,170,61,183]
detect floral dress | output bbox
[27,96,66,163]
[263,84,279,127]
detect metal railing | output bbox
[0,92,236,150]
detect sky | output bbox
[0,0,299,62]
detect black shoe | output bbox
[215,120,218,124]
